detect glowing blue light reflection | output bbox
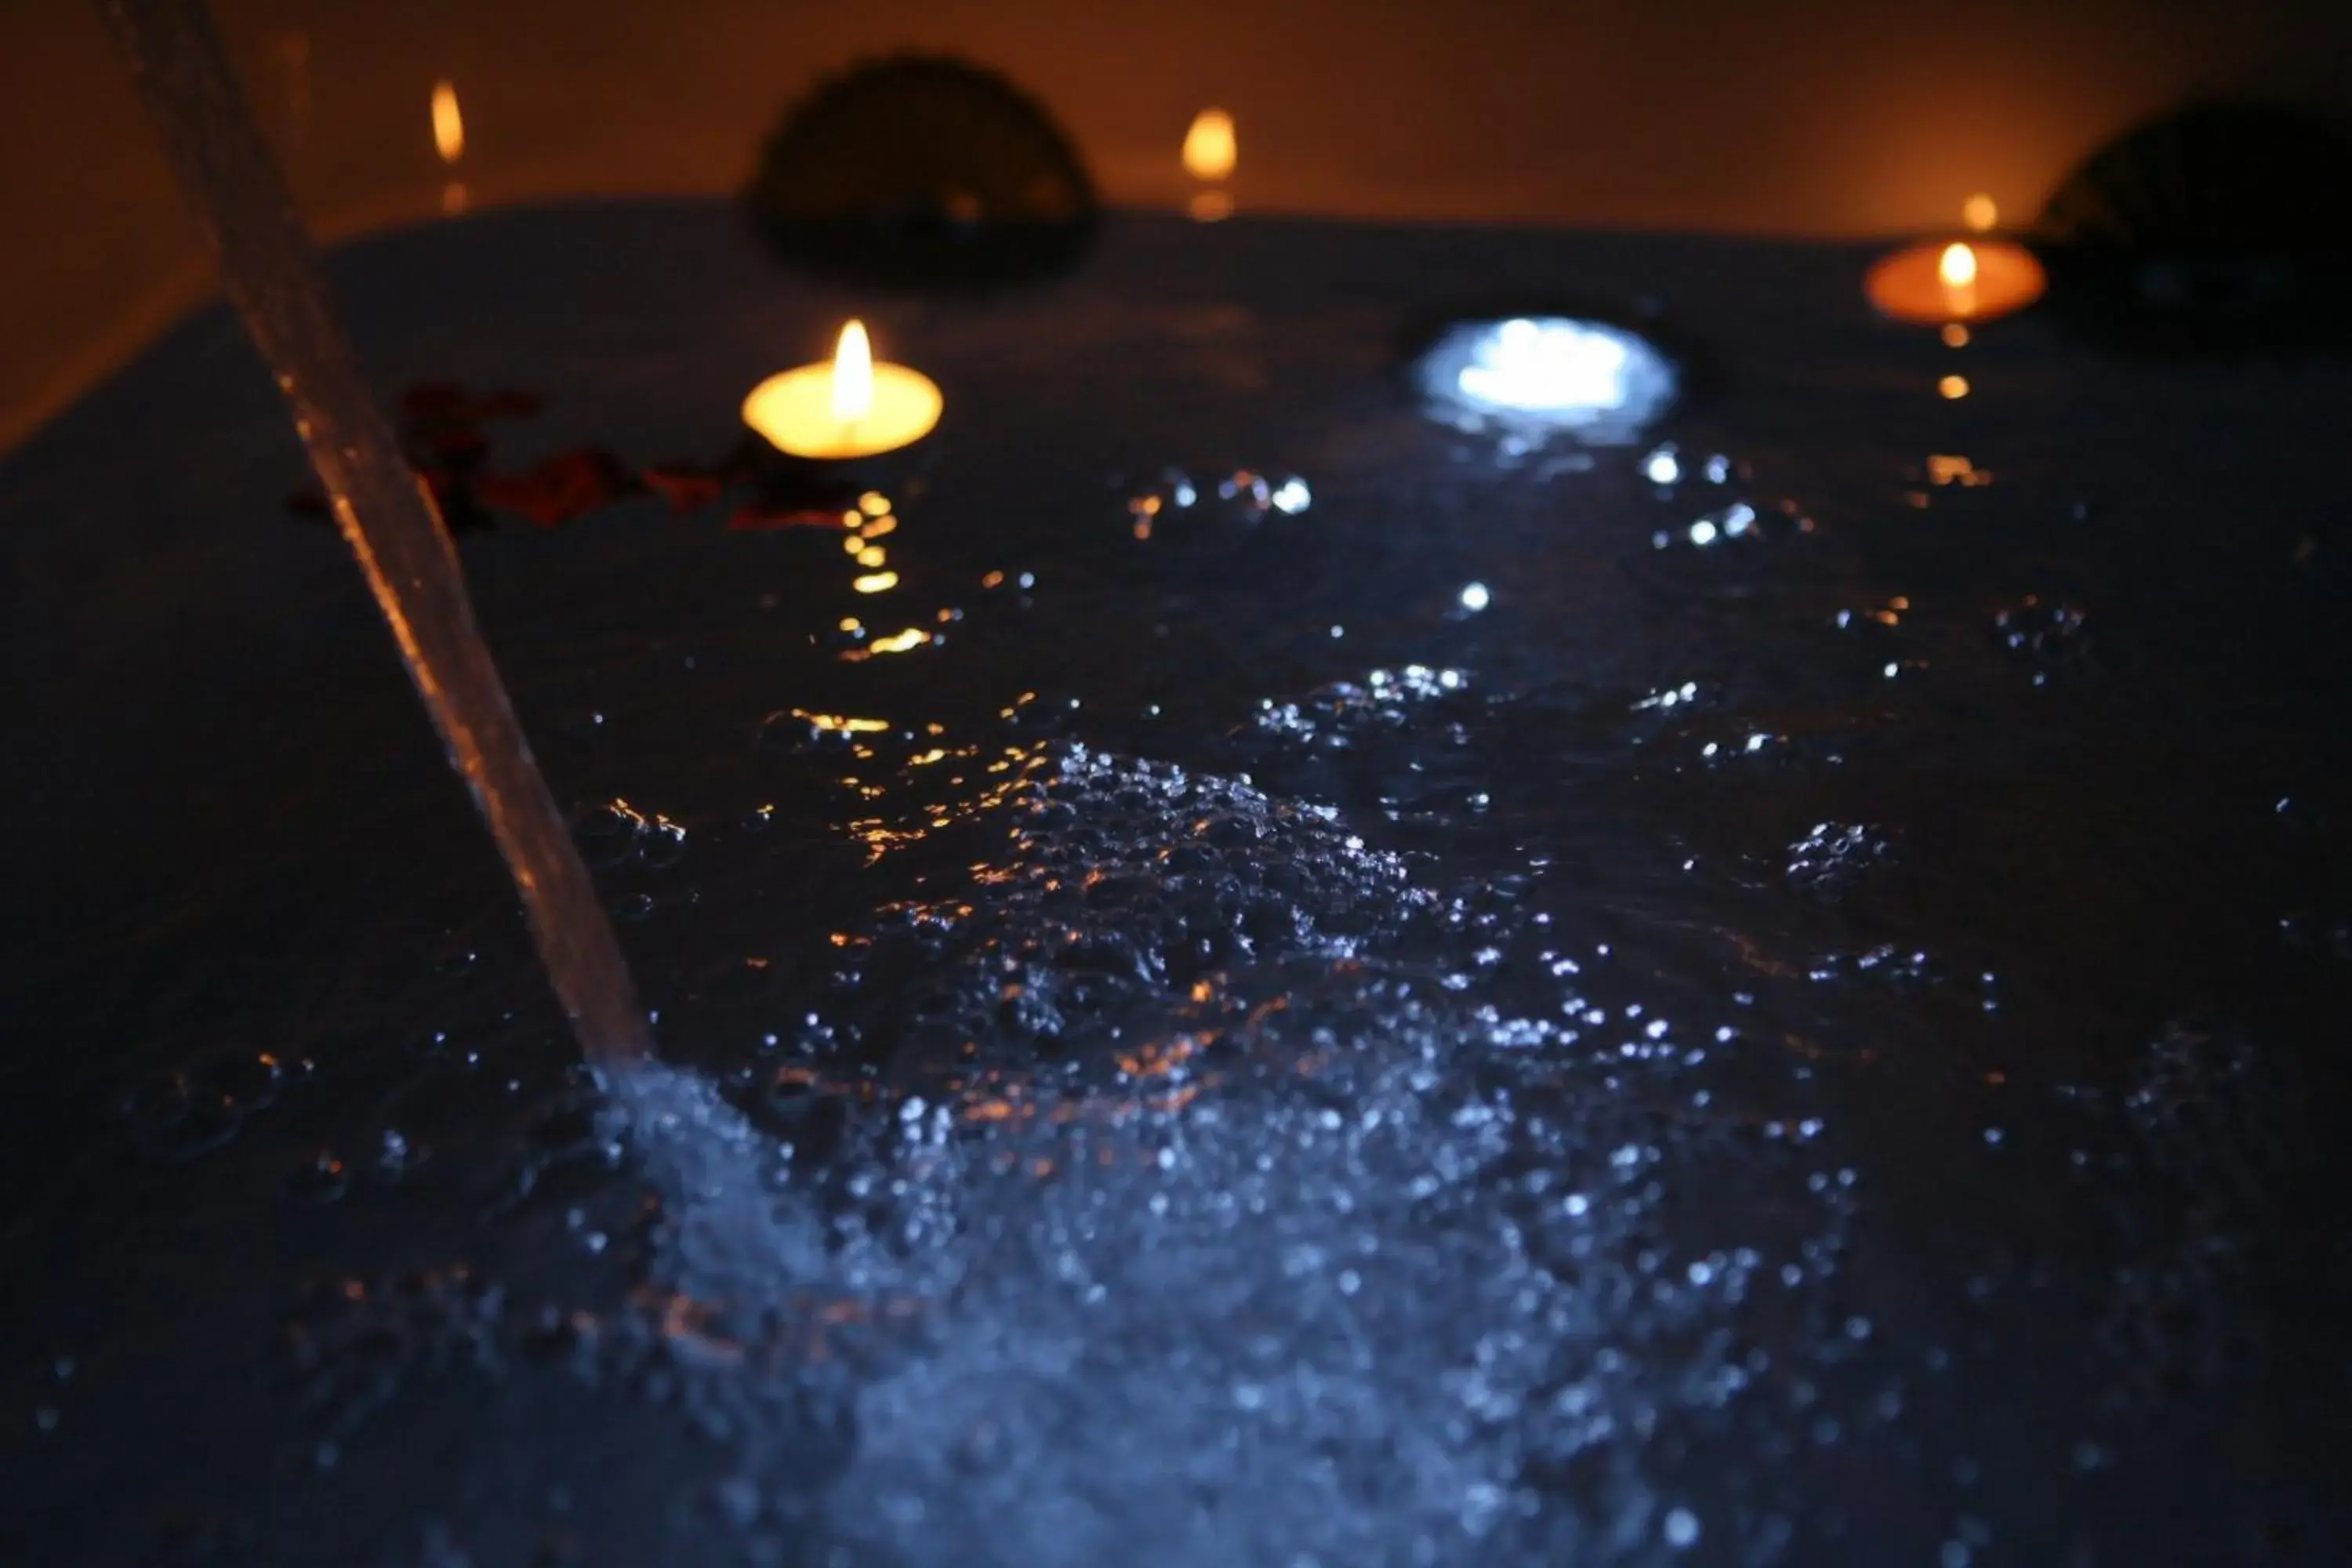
[1420,316,1675,445]
[1458,318,1627,410]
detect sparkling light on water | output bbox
[1420,316,1675,442]
[1458,318,1628,411]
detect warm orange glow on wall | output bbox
[1961,192,1998,232]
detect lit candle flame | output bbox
[833,321,874,423]
[1182,108,1237,181]
[1962,192,1998,232]
[742,318,938,457]
[1938,242,1979,289]
[431,80,463,164]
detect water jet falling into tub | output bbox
[96,0,650,1070]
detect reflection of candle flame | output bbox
[1962,192,1998,232]
[1938,242,1979,289]
[431,80,463,163]
[1182,108,1236,180]
[833,321,874,422]
[1187,190,1234,223]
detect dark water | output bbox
[2,205,2348,1565]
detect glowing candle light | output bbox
[431,80,466,214]
[742,320,942,459]
[831,319,874,422]
[1183,107,1237,222]
[1182,108,1236,181]
[431,80,463,163]
[1867,229,2044,325]
[1962,192,1998,233]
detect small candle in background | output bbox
[432,79,466,215]
[1865,194,2045,325]
[1184,107,1236,223]
[742,320,942,460]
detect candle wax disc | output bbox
[1865,238,2045,325]
[742,362,942,459]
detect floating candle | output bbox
[431,80,467,216]
[1184,107,1237,222]
[430,80,463,162]
[1867,234,2045,325]
[1182,108,1236,181]
[742,321,942,459]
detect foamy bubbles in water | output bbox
[539,655,1870,1565]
